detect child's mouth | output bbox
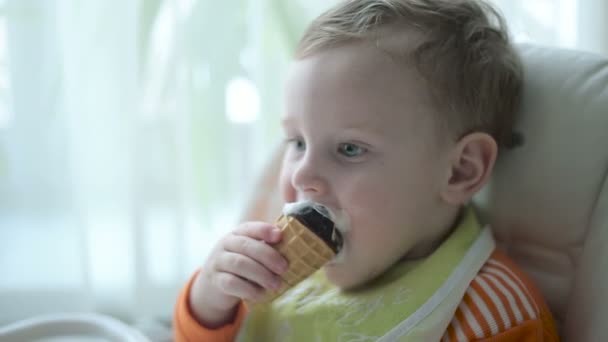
[282,201,350,258]
[318,205,350,264]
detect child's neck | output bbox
[404,206,464,260]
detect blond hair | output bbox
[296,0,522,148]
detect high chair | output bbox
[474,44,608,341]
[240,44,608,341]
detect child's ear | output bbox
[440,132,498,205]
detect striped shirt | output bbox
[442,249,559,341]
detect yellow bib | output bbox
[237,208,495,341]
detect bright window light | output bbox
[0,102,10,129]
[225,77,260,124]
[177,0,196,18]
[0,18,11,129]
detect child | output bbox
[174,0,559,340]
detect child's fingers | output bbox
[213,272,265,302]
[232,221,282,244]
[216,252,283,291]
[223,235,288,275]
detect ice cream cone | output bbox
[257,214,336,302]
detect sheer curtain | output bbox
[0,0,606,329]
[0,0,303,325]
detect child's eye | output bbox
[338,143,367,158]
[287,138,306,151]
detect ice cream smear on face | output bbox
[282,201,349,262]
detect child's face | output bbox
[279,42,453,289]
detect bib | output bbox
[237,207,495,341]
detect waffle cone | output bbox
[258,214,336,302]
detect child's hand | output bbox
[189,221,288,328]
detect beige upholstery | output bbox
[474,44,608,341]
[240,44,608,341]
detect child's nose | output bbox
[291,154,328,196]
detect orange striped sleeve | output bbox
[442,250,559,341]
[173,270,248,342]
